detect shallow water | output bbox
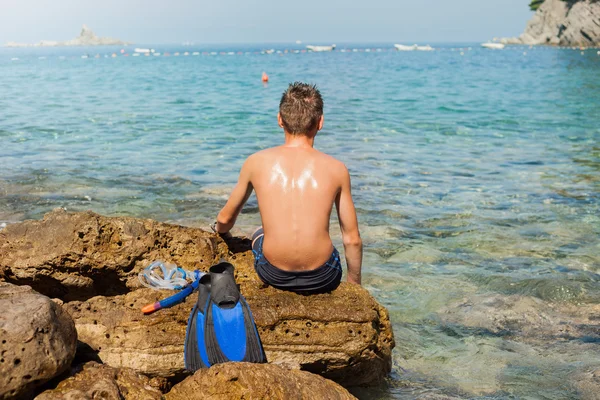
[1,44,599,398]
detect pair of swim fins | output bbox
[184,261,267,371]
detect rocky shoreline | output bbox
[503,0,600,46]
[0,209,394,399]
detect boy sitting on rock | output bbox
[214,82,362,294]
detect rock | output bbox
[516,0,600,46]
[164,362,356,400]
[35,362,162,400]
[0,283,77,400]
[387,245,444,264]
[2,211,395,386]
[439,293,600,343]
[63,282,394,386]
[245,282,394,386]
[0,209,220,300]
[4,25,130,47]
[61,25,130,46]
[572,368,600,400]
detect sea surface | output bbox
[1,43,599,399]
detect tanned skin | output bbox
[216,113,362,285]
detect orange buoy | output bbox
[262,72,269,82]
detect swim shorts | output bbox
[251,227,342,294]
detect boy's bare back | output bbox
[247,145,349,270]
[215,82,362,286]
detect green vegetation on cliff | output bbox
[529,0,545,10]
[530,0,599,11]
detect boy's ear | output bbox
[277,112,284,128]
[317,115,324,131]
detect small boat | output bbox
[394,44,434,51]
[134,48,154,54]
[306,44,336,52]
[416,45,434,51]
[481,42,505,50]
[394,44,415,51]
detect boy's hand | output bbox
[210,221,233,240]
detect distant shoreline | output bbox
[4,24,130,48]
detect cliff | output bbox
[5,25,130,47]
[505,0,600,46]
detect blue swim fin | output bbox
[202,261,266,368]
[184,273,212,370]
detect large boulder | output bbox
[63,281,393,386]
[35,362,163,400]
[0,209,219,300]
[0,283,77,400]
[2,211,395,387]
[517,0,600,46]
[164,362,356,400]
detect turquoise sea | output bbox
[1,43,599,399]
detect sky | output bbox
[0,0,534,44]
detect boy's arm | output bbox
[335,165,362,285]
[215,157,254,234]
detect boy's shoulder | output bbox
[246,146,347,173]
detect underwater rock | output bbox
[0,283,77,400]
[64,282,394,386]
[164,362,356,400]
[35,362,163,400]
[439,293,600,343]
[0,209,220,300]
[386,245,444,264]
[571,368,600,400]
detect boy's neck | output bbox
[283,132,315,148]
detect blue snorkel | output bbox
[139,261,205,314]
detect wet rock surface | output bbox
[164,362,357,400]
[35,362,163,400]
[0,283,77,400]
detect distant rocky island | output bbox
[503,0,599,46]
[4,25,130,47]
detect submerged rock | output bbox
[164,362,356,400]
[439,293,600,343]
[0,209,219,300]
[0,283,77,400]
[571,368,600,400]
[35,362,162,400]
[507,0,600,46]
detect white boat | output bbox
[306,44,336,52]
[394,44,434,51]
[416,45,434,51]
[134,48,154,54]
[481,42,505,50]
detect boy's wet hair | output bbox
[279,82,323,135]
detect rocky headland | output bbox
[503,0,600,46]
[0,209,394,399]
[4,25,130,48]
